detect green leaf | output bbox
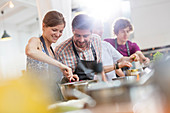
[153,52,163,61]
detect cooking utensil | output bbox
[60,80,97,100]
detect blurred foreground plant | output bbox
[0,75,53,113]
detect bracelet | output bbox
[115,63,119,70]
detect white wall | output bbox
[0,0,72,80]
[130,0,170,49]
[0,22,39,79]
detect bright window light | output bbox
[81,0,130,21]
[121,1,131,16]
[9,1,14,8]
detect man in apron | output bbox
[104,18,150,64]
[104,18,150,76]
[55,14,107,82]
[92,19,139,80]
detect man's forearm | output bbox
[103,65,115,73]
[101,70,107,81]
[118,57,131,62]
[135,51,145,59]
[115,69,125,77]
[135,51,150,64]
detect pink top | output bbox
[104,38,140,56]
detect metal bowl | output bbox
[87,80,135,105]
[112,76,138,83]
[60,80,97,100]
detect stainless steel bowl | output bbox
[112,76,138,83]
[60,80,97,100]
[87,80,135,105]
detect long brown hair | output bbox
[43,11,66,27]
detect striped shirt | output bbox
[55,34,102,72]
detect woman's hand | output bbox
[60,64,79,82]
[61,65,73,78]
[69,74,79,82]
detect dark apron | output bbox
[115,38,130,76]
[40,36,56,59]
[40,36,64,101]
[115,38,130,57]
[72,39,97,80]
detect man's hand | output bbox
[141,57,150,65]
[118,60,132,69]
[129,53,139,62]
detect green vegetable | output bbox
[153,52,163,61]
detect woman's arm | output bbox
[25,37,63,68]
[25,37,78,81]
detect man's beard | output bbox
[74,40,90,49]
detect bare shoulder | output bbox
[27,37,41,46]
[26,37,41,49]
[28,37,40,42]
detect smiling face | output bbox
[113,18,133,44]
[73,29,92,49]
[117,26,130,44]
[43,24,65,44]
